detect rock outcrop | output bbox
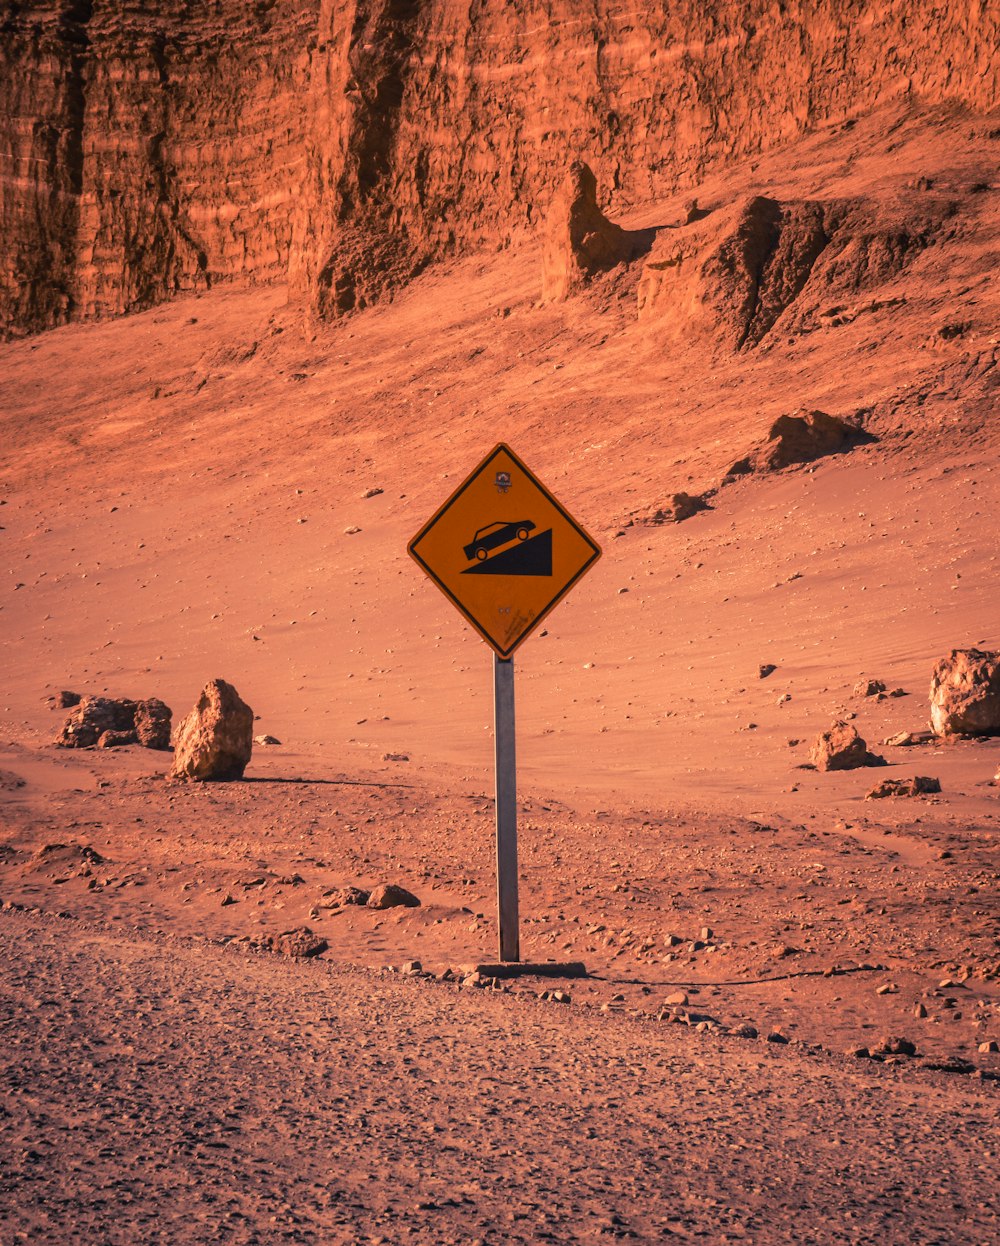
[542,162,647,301]
[170,680,254,781]
[637,191,958,351]
[367,883,420,910]
[810,722,886,771]
[2,2,997,336]
[929,649,1000,737]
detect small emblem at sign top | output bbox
[495,471,511,493]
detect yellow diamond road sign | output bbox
[408,444,602,658]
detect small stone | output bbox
[220,893,238,907]
[729,1023,758,1040]
[914,1002,928,1018]
[876,982,898,996]
[978,1040,998,1053]
[663,933,683,947]
[97,729,138,748]
[254,734,282,746]
[759,664,777,679]
[664,991,688,1007]
[57,691,81,709]
[854,678,886,697]
[845,1045,871,1059]
[401,960,423,976]
[883,730,934,747]
[344,526,361,535]
[367,883,420,910]
[552,990,571,1004]
[766,1030,789,1044]
[699,926,713,941]
[362,488,384,499]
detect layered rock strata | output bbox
[2,1,998,336]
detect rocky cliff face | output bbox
[2,0,998,337]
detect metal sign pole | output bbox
[493,653,520,963]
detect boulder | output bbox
[542,162,647,301]
[883,730,935,747]
[644,492,710,524]
[809,721,886,771]
[756,410,860,471]
[367,883,420,910]
[57,690,81,708]
[854,678,886,698]
[929,649,1000,737]
[134,698,172,750]
[866,776,941,799]
[170,679,254,781]
[267,927,328,958]
[55,696,137,748]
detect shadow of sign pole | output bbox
[493,653,519,962]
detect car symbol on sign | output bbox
[463,520,536,562]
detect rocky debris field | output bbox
[1,904,998,1246]
[1,744,997,1079]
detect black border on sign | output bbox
[407,443,602,658]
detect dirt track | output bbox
[1,907,997,1246]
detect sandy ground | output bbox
[1,100,999,1241]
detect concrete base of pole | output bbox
[465,961,589,980]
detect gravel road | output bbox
[1,908,996,1245]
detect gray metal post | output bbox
[493,653,520,963]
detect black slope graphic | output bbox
[462,528,553,576]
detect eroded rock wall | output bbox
[0,0,317,335]
[2,0,998,336]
